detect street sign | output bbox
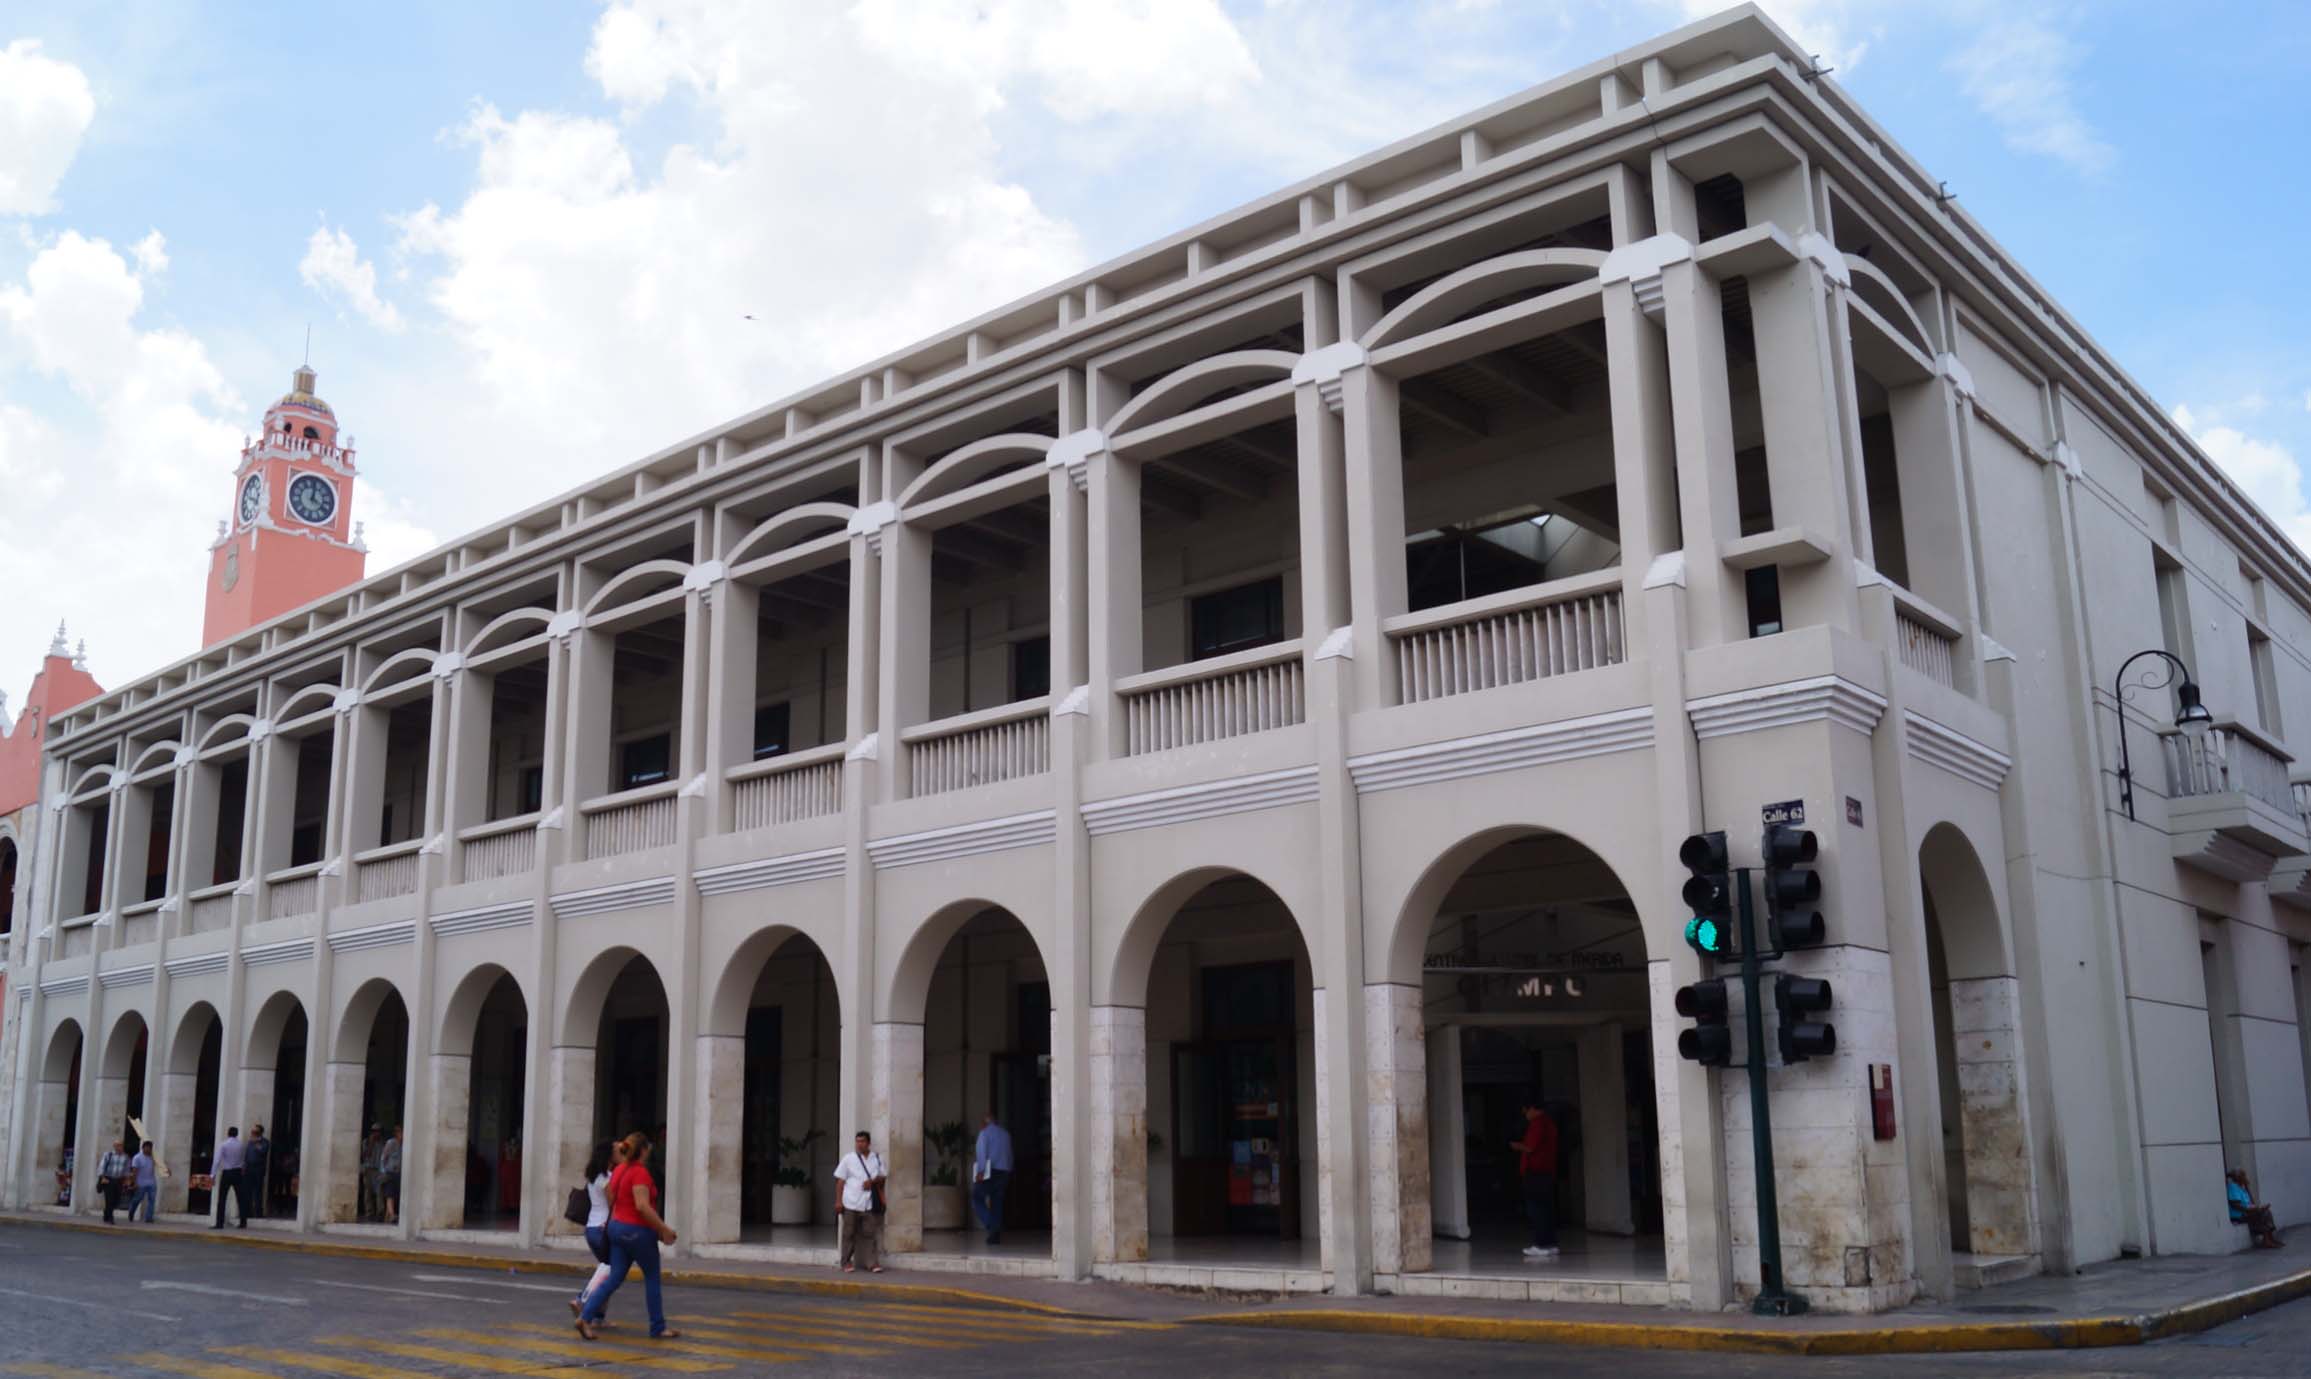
[1761,799,1805,827]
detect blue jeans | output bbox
[576,1225,611,1310]
[972,1170,1011,1240]
[583,1221,665,1335]
[129,1185,156,1222]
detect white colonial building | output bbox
[6,6,2309,1314]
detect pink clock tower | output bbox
[202,364,369,646]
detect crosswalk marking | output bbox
[317,1336,596,1376]
[508,1318,886,1358]
[495,1322,818,1365]
[762,1301,1144,1339]
[2,1363,115,1379]
[685,1313,979,1350]
[124,1355,275,1379]
[846,1297,1177,1332]
[215,1344,442,1379]
[414,1326,730,1372]
[727,1307,1018,1347]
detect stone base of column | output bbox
[88,1075,129,1214]
[32,1080,69,1208]
[1946,975,2039,1258]
[1365,983,1430,1276]
[545,1046,595,1240]
[696,1035,744,1244]
[422,1053,470,1231]
[320,1061,365,1223]
[156,1071,197,1214]
[1089,1006,1147,1263]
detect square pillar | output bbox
[1089,1005,1147,1262]
[155,1070,198,1212]
[872,1021,924,1252]
[1365,982,1430,1276]
[1578,1022,1634,1235]
[544,1045,596,1240]
[320,1060,365,1223]
[421,1052,470,1231]
[1426,1025,1468,1240]
[1946,975,2041,1258]
[696,1034,745,1244]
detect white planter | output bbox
[770,1184,813,1226]
[922,1184,966,1231]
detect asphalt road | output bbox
[2,1223,2308,1377]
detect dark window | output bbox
[303,426,319,439]
[619,733,672,788]
[518,766,544,814]
[1190,577,1285,660]
[0,837,15,935]
[752,702,791,761]
[1745,564,1784,639]
[143,783,173,901]
[1202,961,1295,1035]
[212,759,248,885]
[1011,637,1050,701]
[81,805,110,915]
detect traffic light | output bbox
[1675,978,1733,1066]
[1680,831,1734,959]
[1760,824,1823,949]
[1775,974,1837,1062]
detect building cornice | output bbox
[1686,676,1887,741]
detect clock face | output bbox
[237,475,263,525]
[287,472,338,525]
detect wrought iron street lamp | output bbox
[2114,648,2215,820]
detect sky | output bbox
[2,0,2308,697]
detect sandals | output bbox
[653,1330,683,1340]
[574,1319,598,1342]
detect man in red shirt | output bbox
[1512,1097,1560,1260]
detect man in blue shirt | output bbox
[972,1113,1015,1246]
[128,1140,163,1223]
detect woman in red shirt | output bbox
[576,1131,681,1340]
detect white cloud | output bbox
[1949,17,2114,175]
[1677,0,1877,73]
[129,229,168,276]
[351,477,439,572]
[0,38,96,215]
[2173,404,2311,556]
[299,224,404,332]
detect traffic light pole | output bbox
[1735,867,1806,1316]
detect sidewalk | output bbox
[4,1209,2304,1355]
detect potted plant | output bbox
[922,1121,969,1230]
[771,1130,822,1225]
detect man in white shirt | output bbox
[96,1139,132,1225]
[212,1127,247,1229]
[832,1130,887,1274]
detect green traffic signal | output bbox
[1684,914,1730,957]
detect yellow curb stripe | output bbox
[415,1327,731,1371]
[2,1364,116,1379]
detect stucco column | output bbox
[1332,357,1403,712]
[695,1033,745,1244]
[32,1073,71,1207]
[1082,440,1137,759]
[1749,249,1861,632]
[517,631,571,1247]
[872,1021,924,1252]
[239,1065,276,1208]
[84,1073,129,1214]
[559,626,614,864]
[1364,981,1430,1277]
[319,1060,365,1223]
[1578,1022,1634,1235]
[1425,1025,1468,1240]
[421,1052,469,1231]
[1946,975,2040,1257]
[1089,1004,1147,1262]
[872,510,929,802]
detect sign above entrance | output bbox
[1761,798,1806,827]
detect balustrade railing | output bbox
[1118,642,1305,755]
[1891,586,1963,690]
[461,814,541,882]
[118,901,163,947]
[266,863,325,920]
[1386,574,1623,705]
[2163,723,2296,815]
[186,883,237,934]
[731,743,845,829]
[353,841,423,903]
[905,697,1050,796]
[582,783,680,859]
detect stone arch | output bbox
[559,945,653,1047]
[333,977,408,1064]
[196,716,259,753]
[698,923,843,1240]
[726,501,855,569]
[126,740,184,776]
[462,608,554,659]
[583,560,692,619]
[42,1017,84,1083]
[1106,859,1321,1009]
[360,648,439,694]
[67,763,121,798]
[1383,818,1642,988]
[162,1001,227,1212]
[1845,255,1936,359]
[887,897,1021,1023]
[323,978,410,1223]
[429,964,530,1230]
[1919,819,2037,1263]
[30,1020,83,1205]
[171,1002,222,1075]
[1359,247,1607,353]
[707,924,822,1039]
[101,1008,150,1081]
[247,989,308,1069]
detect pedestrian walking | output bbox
[971,1112,1014,1245]
[128,1140,164,1223]
[575,1132,679,1342]
[1512,1096,1559,1261]
[569,1140,624,1322]
[97,1139,132,1225]
[833,1130,887,1274]
[245,1125,271,1220]
[379,1125,403,1224]
[212,1126,248,1229]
